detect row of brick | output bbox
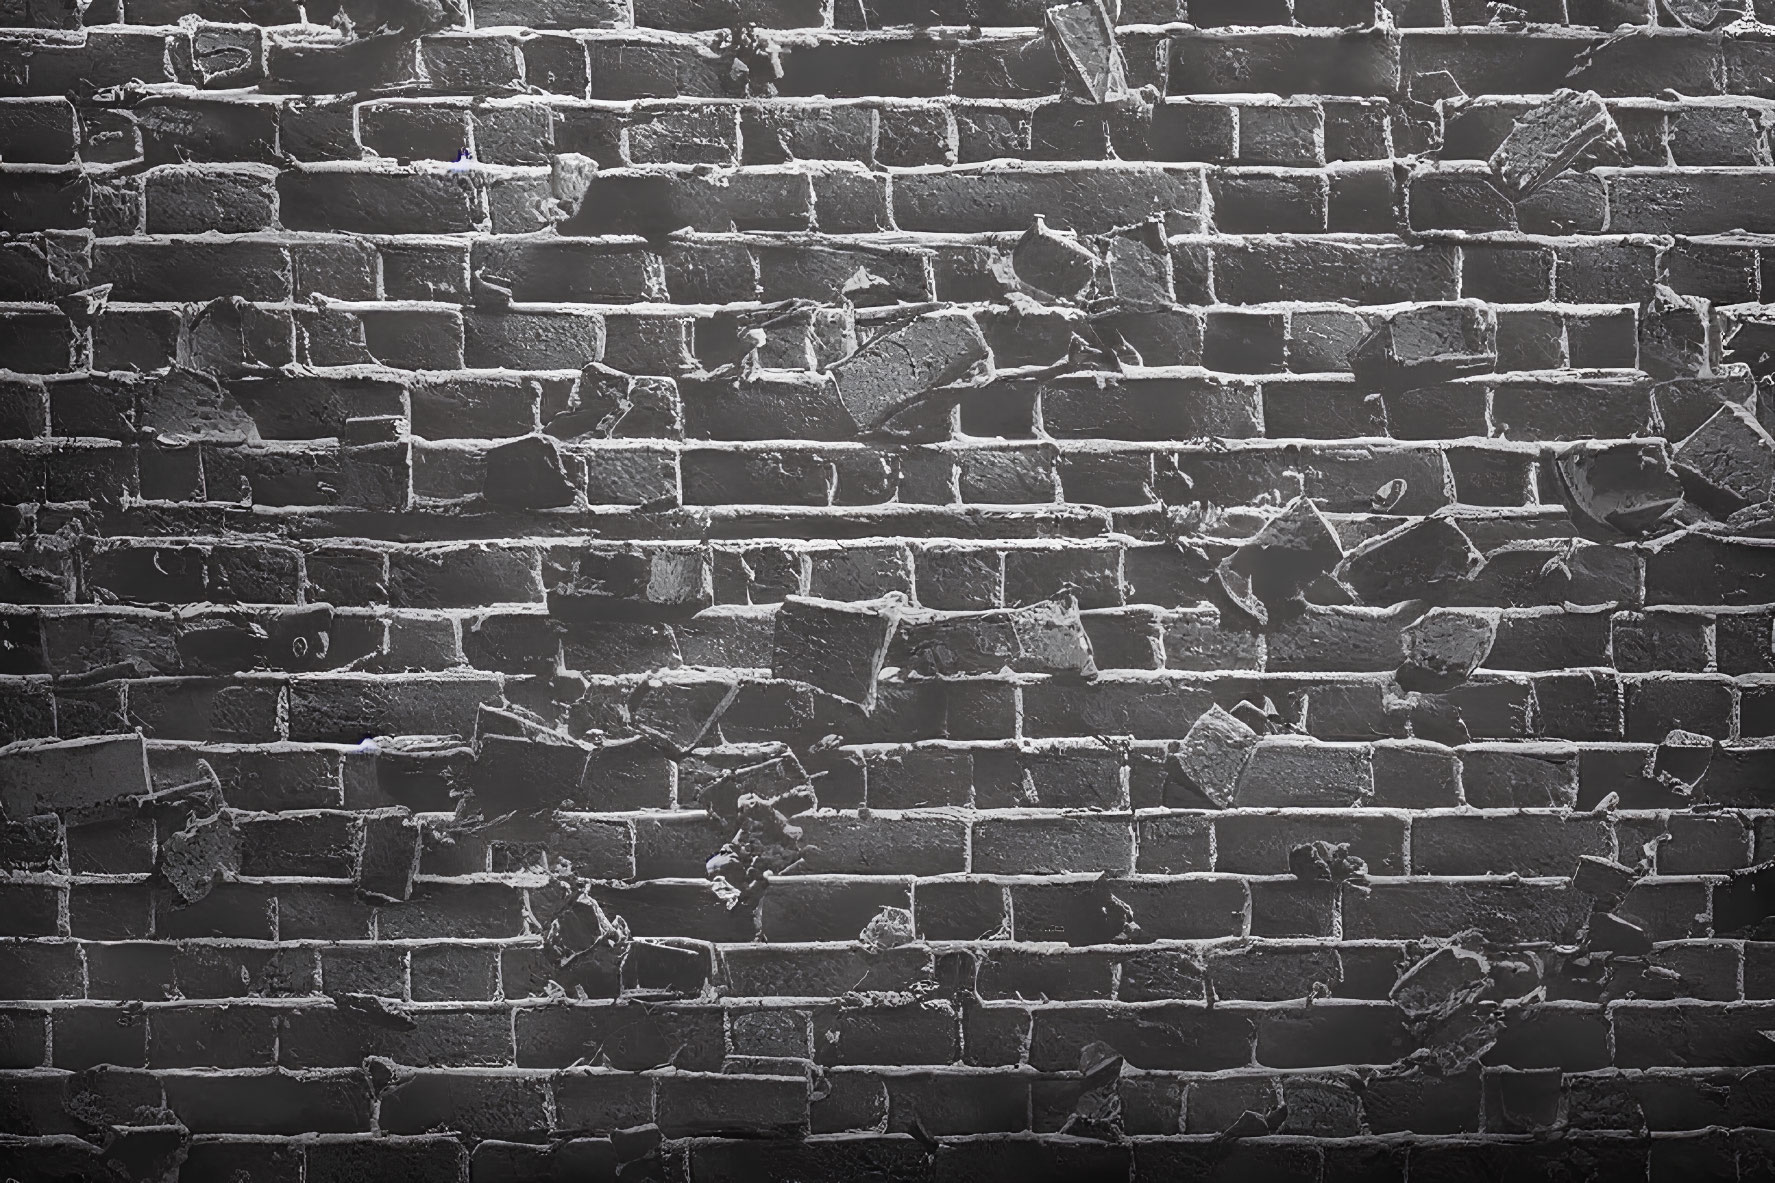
[0,995,1768,1070]
[5,1129,1775,1183]
[0,721,1768,809]
[9,1062,1775,1142]
[9,0,1768,32]
[0,442,1731,514]
[9,528,1773,606]
[0,301,1695,379]
[0,310,1673,386]
[4,932,1766,999]
[0,870,1738,943]
[10,93,1775,170]
[10,600,1769,671]
[12,26,1775,101]
[0,660,1765,741]
[0,657,1769,737]
[11,803,1775,879]
[2,232,1739,307]
[14,159,1775,237]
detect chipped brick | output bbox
[1490,89,1623,201]
[772,594,900,709]
[827,310,993,433]
[1674,402,1775,512]
[1166,704,1259,809]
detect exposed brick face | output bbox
[2,0,1774,1178]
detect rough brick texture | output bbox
[3,0,1775,1178]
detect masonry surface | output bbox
[3,0,1775,1178]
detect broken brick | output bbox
[1009,214,1099,302]
[858,905,917,953]
[1674,402,1775,512]
[1350,302,1498,394]
[628,678,739,752]
[1384,684,1472,746]
[53,283,110,329]
[138,368,260,445]
[1218,496,1345,624]
[1663,0,1746,29]
[0,733,152,823]
[1336,516,1482,606]
[468,732,591,815]
[1095,217,1172,312]
[0,815,62,871]
[332,991,418,1029]
[625,938,710,996]
[899,597,1096,678]
[1395,608,1497,693]
[357,806,421,902]
[1288,840,1368,885]
[547,152,598,223]
[483,434,580,509]
[541,887,630,997]
[1216,1105,1285,1141]
[827,310,993,433]
[549,549,713,624]
[693,752,811,827]
[1713,860,1775,937]
[707,789,814,909]
[1062,1039,1125,1141]
[187,296,282,375]
[772,594,900,709]
[1572,854,1638,900]
[1045,0,1129,104]
[1638,285,1709,381]
[1489,88,1623,201]
[1553,440,1685,540]
[1585,911,1653,956]
[97,1125,189,1183]
[549,366,681,440]
[1647,727,1714,795]
[1390,945,1489,1021]
[1166,704,1258,809]
[1061,875,1144,946]
[1230,696,1287,735]
[157,811,242,905]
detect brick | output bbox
[892,162,1204,233]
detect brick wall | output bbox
[3,0,1775,1177]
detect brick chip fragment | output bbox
[1214,496,1344,627]
[827,310,993,433]
[1045,0,1129,104]
[858,905,918,953]
[1489,89,1623,202]
[1061,1040,1125,1141]
[1167,704,1258,808]
[1552,440,1685,540]
[772,594,902,709]
[1395,608,1497,693]
[157,810,242,905]
[1006,214,1099,302]
[1674,403,1775,512]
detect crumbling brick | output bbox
[1489,89,1623,201]
[1673,402,1775,512]
[827,310,993,433]
[771,594,900,709]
